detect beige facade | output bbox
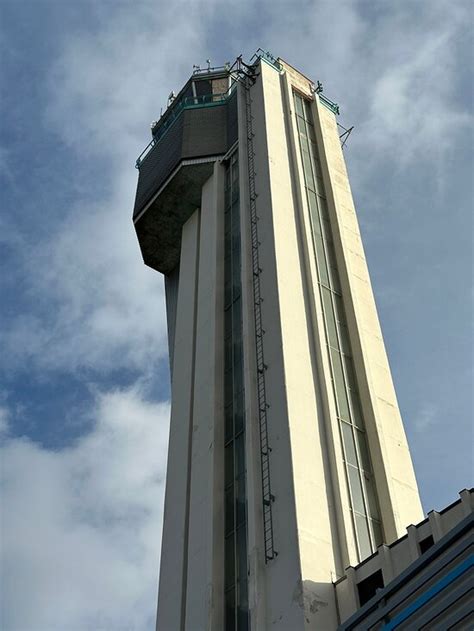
[133,53,424,631]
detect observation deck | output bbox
[133,67,238,274]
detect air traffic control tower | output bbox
[132,51,424,631]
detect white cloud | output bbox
[359,3,471,166]
[0,405,9,435]
[413,403,438,433]
[0,2,222,374]
[1,385,170,631]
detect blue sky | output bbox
[1,1,472,629]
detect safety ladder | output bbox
[243,72,278,564]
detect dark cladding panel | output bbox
[134,102,231,221]
[226,89,238,148]
[133,82,241,274]
[165,264,180,380]
[181,105,228,158]
[195,79,212,97]
[134,117,184,217]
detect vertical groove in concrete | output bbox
[180,210,201,630]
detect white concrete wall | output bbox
[244,60,340,630]
[280,63,357,572]
[311,94,424,541]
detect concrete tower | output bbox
[132,51,424,631]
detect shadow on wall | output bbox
[292,579,331,625]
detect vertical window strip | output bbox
[224,152,250,631]
[293,92,382,560]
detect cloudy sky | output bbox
[0,1,472,629]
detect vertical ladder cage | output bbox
[241,60,278,564]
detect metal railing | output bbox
[250,48,283,72]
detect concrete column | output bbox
[407,524,421,562]
[380,544,395,583]
[428,510,444,543]
[156,210,200,631]
[460,489,473,517]
[184,166,226,630]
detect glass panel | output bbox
[322,288,338,349]
[232,184,239,203]
[225,443,234,487]
[321,217,332,244]
[224,333,232,370]
[302,147,315,190]
[295,95,304,117]
[307,190,320,232]
[225,252,231,283]
[225,168,231,192]
[224,278,232,310]
[314,233,329,285]
[232,297,242,335]
[232,231,241,259]
[232,342,242,375]
[233,358,243,396]
[232,160,239,184]
[225,303,232,334]
[225,215,231,242]
[350,391,365,429]
[344,356,357,391]
[235,434,245,475]
[324,237,337,270]
[224,153,247,629]
[310,148,321,177]
[341,421,358,466]
[231,200,240,230]
[329,266,342,294]
[236,525,247,583]
[237,606,249,631]
[331,348,350,421]
[225,586,235,626]
[304,99,313,120]
[225,403,233,444]
[235,475,246,526]
[296,115,306,135]
[225,488,234,535]
[334,294,347,324]
[338,323,351,355]
[371,519,383,547]
[234,395,244,436]
[355,513,372,559]
[224,369,233,404]
[347,465,365,514]
[232,270,241,302]
[315,175,325,195]
[356,429,371,471]
[318,195,329,219]
[364,472,380,519]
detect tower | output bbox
[132,51,424,631]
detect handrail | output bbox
[251,48,283,72]
[319,92,340,115]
